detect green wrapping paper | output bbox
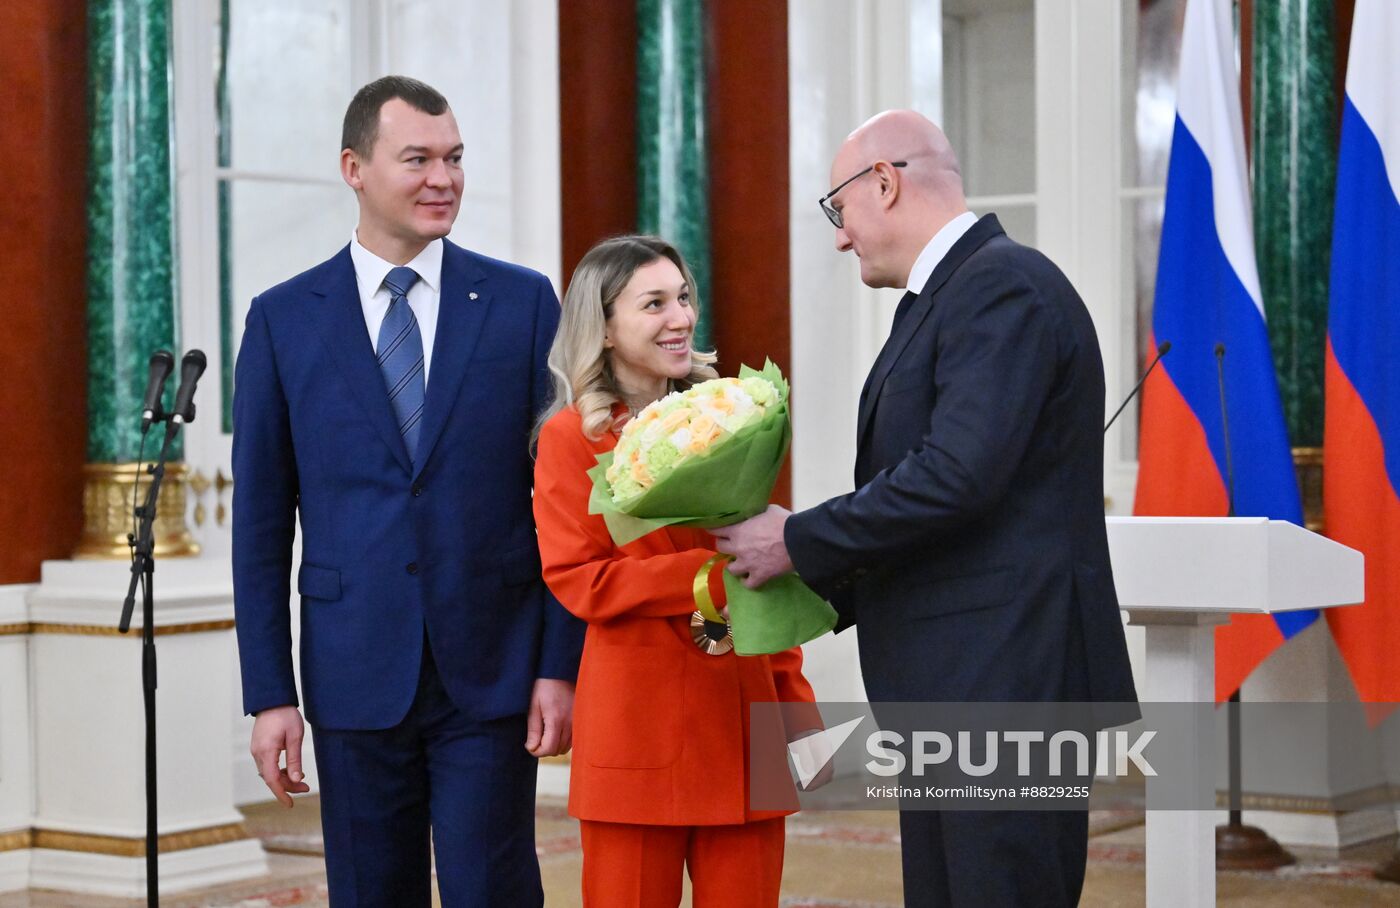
[723,572,837,656]
[587,361,837,654]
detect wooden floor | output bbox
[3,797,1400,906]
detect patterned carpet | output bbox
[6,797,1400,905]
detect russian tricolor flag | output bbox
[1133,0,1313,702]
[1324,1,1400,704]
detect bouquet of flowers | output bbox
[588,361,837,655]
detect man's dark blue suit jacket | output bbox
[232,239,584,730]
[786,215,1138,713]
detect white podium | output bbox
[1106,516,1364,908]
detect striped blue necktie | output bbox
[377,266,425,464]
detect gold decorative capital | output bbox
[75,462,201,560]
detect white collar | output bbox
[349,232,444,296]
[905,211,979,295]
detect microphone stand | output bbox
[1105,341,1170,435]
[1212,343,1294,871]
[120,408,186,908]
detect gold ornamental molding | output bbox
[1,621,234,637]
[30,620,235,637]
[75,462,201,560]
[1293,446,1324,534]
[31,822,250,857]
[1213,782,1394,815]
[0,829,33,853]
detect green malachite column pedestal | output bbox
[637,0,714,352]
[1250,0,1336,561]
[77,0,196,558]
[1251,0,1336,531]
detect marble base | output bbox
[0,849,29,895]
[538,762,570,799]
[9,558,268,895]
[1214,806,1397,852]
[28,839,267,898]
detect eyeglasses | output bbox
[818,161,907,228]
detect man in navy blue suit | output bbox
[232,76,584,907]
[714,111,1137,906]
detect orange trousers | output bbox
[579,817,786,908]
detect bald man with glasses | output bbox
[714,110,1138,907]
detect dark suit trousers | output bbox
[899,809,1088,907]
[312,643,542,908]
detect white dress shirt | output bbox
[350,232,443,387]
[905,211,980,295]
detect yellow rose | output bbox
[660,408,693,433]
[685,416,723,454]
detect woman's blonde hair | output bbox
[535,235,718,442]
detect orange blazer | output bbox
[534,406,819,826]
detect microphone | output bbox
[1104,341,1171,434]
[1215,343,1236,517]
[168,350,208,427]
[139,350,175,433]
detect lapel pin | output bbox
[469,292,479,300]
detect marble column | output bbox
[80,0,195,557]
[1251,0,1336,452]
[217,0,233,434]
[636,0,714,351]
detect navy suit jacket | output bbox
[232,240,585,730]
[786,216,1138,716]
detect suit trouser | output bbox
[898,808,1088,908]
[312,644,541,908]
[579,816,786,908]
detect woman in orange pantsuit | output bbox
[532,235,820,908]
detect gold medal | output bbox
[690,554,735,654]
[690,609,734,655]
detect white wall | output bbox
[789,0,955,703]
